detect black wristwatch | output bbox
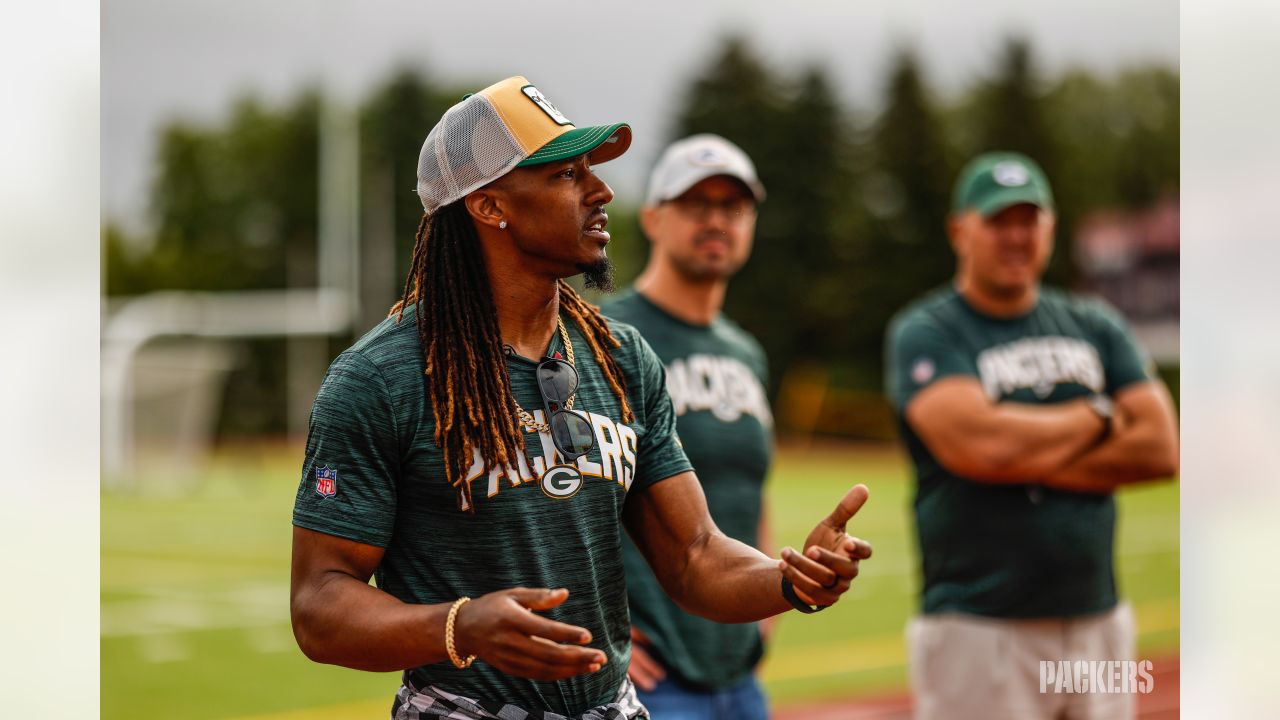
[781,577,828,614]
[1085,394,1114,438]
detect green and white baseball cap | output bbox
[952,151,1054,217]
[644,134,766,206]
[416,75,632,215]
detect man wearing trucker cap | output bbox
[885,151,1178,720]
[288,76,874,720]
[602,135,775,719]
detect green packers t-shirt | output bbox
[885,286,1152,619]
[292,307,692,714]
[601,290,773,690]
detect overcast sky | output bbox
[103,0,1178,231]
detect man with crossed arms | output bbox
[886,151,1178,720]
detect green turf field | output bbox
[101,444,1178,719]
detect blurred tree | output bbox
[106,93,322,294]
[670,37,857,395]
[674,36,788,149]
[1047,66,1179,209]
[972,39,1056,165]
[102,222,152,296]
[1040,70,1124,216]
[1112,67,1179,205]
[106,91,323,438]
[101,44,1179,442]
[359,69,462,317]
[853,49,957,387]
[960,37,1074,286]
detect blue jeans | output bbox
[637,674,769,720]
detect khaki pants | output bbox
[907,604,1135,720]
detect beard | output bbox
[669,231,745,282]
[672,256,731,283]
[671,253,743,283]
[580,257,616,293]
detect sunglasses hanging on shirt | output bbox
[534,358,595,460]
[511,318,598,494]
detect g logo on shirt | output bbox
[540,464,583,500]
[459,410,640,511]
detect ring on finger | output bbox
[822,575,840,590]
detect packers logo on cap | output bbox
[522,85,572,126]
[992,161,1030,187]
[952,151,1054,216]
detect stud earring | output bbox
[499,220,507,229]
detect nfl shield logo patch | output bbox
[315,466,338,498]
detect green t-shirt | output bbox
[601,290,773,690]
[292,307,692,714]
[885,286,1152,619]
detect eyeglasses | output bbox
[668,196,756,223]
[535,358,596,461]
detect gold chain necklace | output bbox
[512,316,576,433]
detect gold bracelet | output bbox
[445,597,476,669]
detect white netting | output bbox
[416,95,525,214]
[125,339,238,493]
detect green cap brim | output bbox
[517,123,632,167]
[975,185,1053,217]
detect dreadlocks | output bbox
[389,201,634,512]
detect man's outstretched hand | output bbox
[777,484,873,607]
[454,587,605,681]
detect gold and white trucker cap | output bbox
[415,76,632,215]
[644,134,766,207]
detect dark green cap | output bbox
[952,151,1054,216]
[517,122,632,167]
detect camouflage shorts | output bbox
[391,674,648,720]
